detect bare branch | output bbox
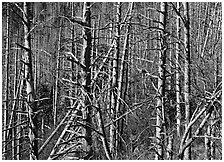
[16,43,30,51]
[67,57,86,70]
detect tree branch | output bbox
[169,2,186,25]
[67,57,86,70]
[16,43,30,51]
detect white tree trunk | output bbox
[176,2,181,138]
[81,2,93,159]
[183,2,191,160]
[109,2,121,158]
[23,2,38,159]
[155,2,167,160]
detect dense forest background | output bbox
[1,2,222,160]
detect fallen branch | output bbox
[48,104,81,159]
[194,135,221,140]
[2,109,28,114]
[104,99,150,128]
[38,110,72,154]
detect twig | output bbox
[68,57,86,69]
[104,99,150,128]
[194,135,221,140]
[2,109,28,114]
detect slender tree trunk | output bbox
[205,5,219,159]
[117,2,133,151]
[209,31,220,159]
[3,3,10,159]
[81,2,93,159]
[12,29,19,159]
[155,2,167,160]
[53,3,62,127]
[69,2,75,107]
[106,21,113,136]
[166,36,173,160]
[23,2,38,159]
[210,45,220,161]
[96,103,112,160]
[183,2,191,160]
[167,134,174,160]
[110,2,120,158]
[210,113,216,160]
[205,121,212,159]
[41,114,44,137]
[12,116,15,159]
[176,2,181,138]
[15,30,21,159]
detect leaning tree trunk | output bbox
[183,2,191,160]
[23,2,38,160]
[81,2,93,159]
[155,2,167,160]
[15,28,21,160]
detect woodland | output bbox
[1,2,222,160]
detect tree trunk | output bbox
[12,28,19,159]
[23,2,39,160]
[15,39,21,160]
[96,103,112,160]
[205,121,211,159]
[210,113,216,160]
[117,2,133,151]
[155,2,167,160]
[205,4,219,159]
[69,2,75,107]
[53,3,62,128]
[176,2,181,138]
[183,2,191,160]
[110,2,121,158]
[81,2,93,159]
[3,3,10,159]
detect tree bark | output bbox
[117,2,133,151]
[96,103,112,160]
[183,2,191,160]
[23,2,39,160]
[109,2,121,158]
[3,3,10,159]
[81,2,93,159]
[155,2,167,160]
[68,2,75,107]
[53,3,62,128]
[15,29,21,160]
[176,2,181,138]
